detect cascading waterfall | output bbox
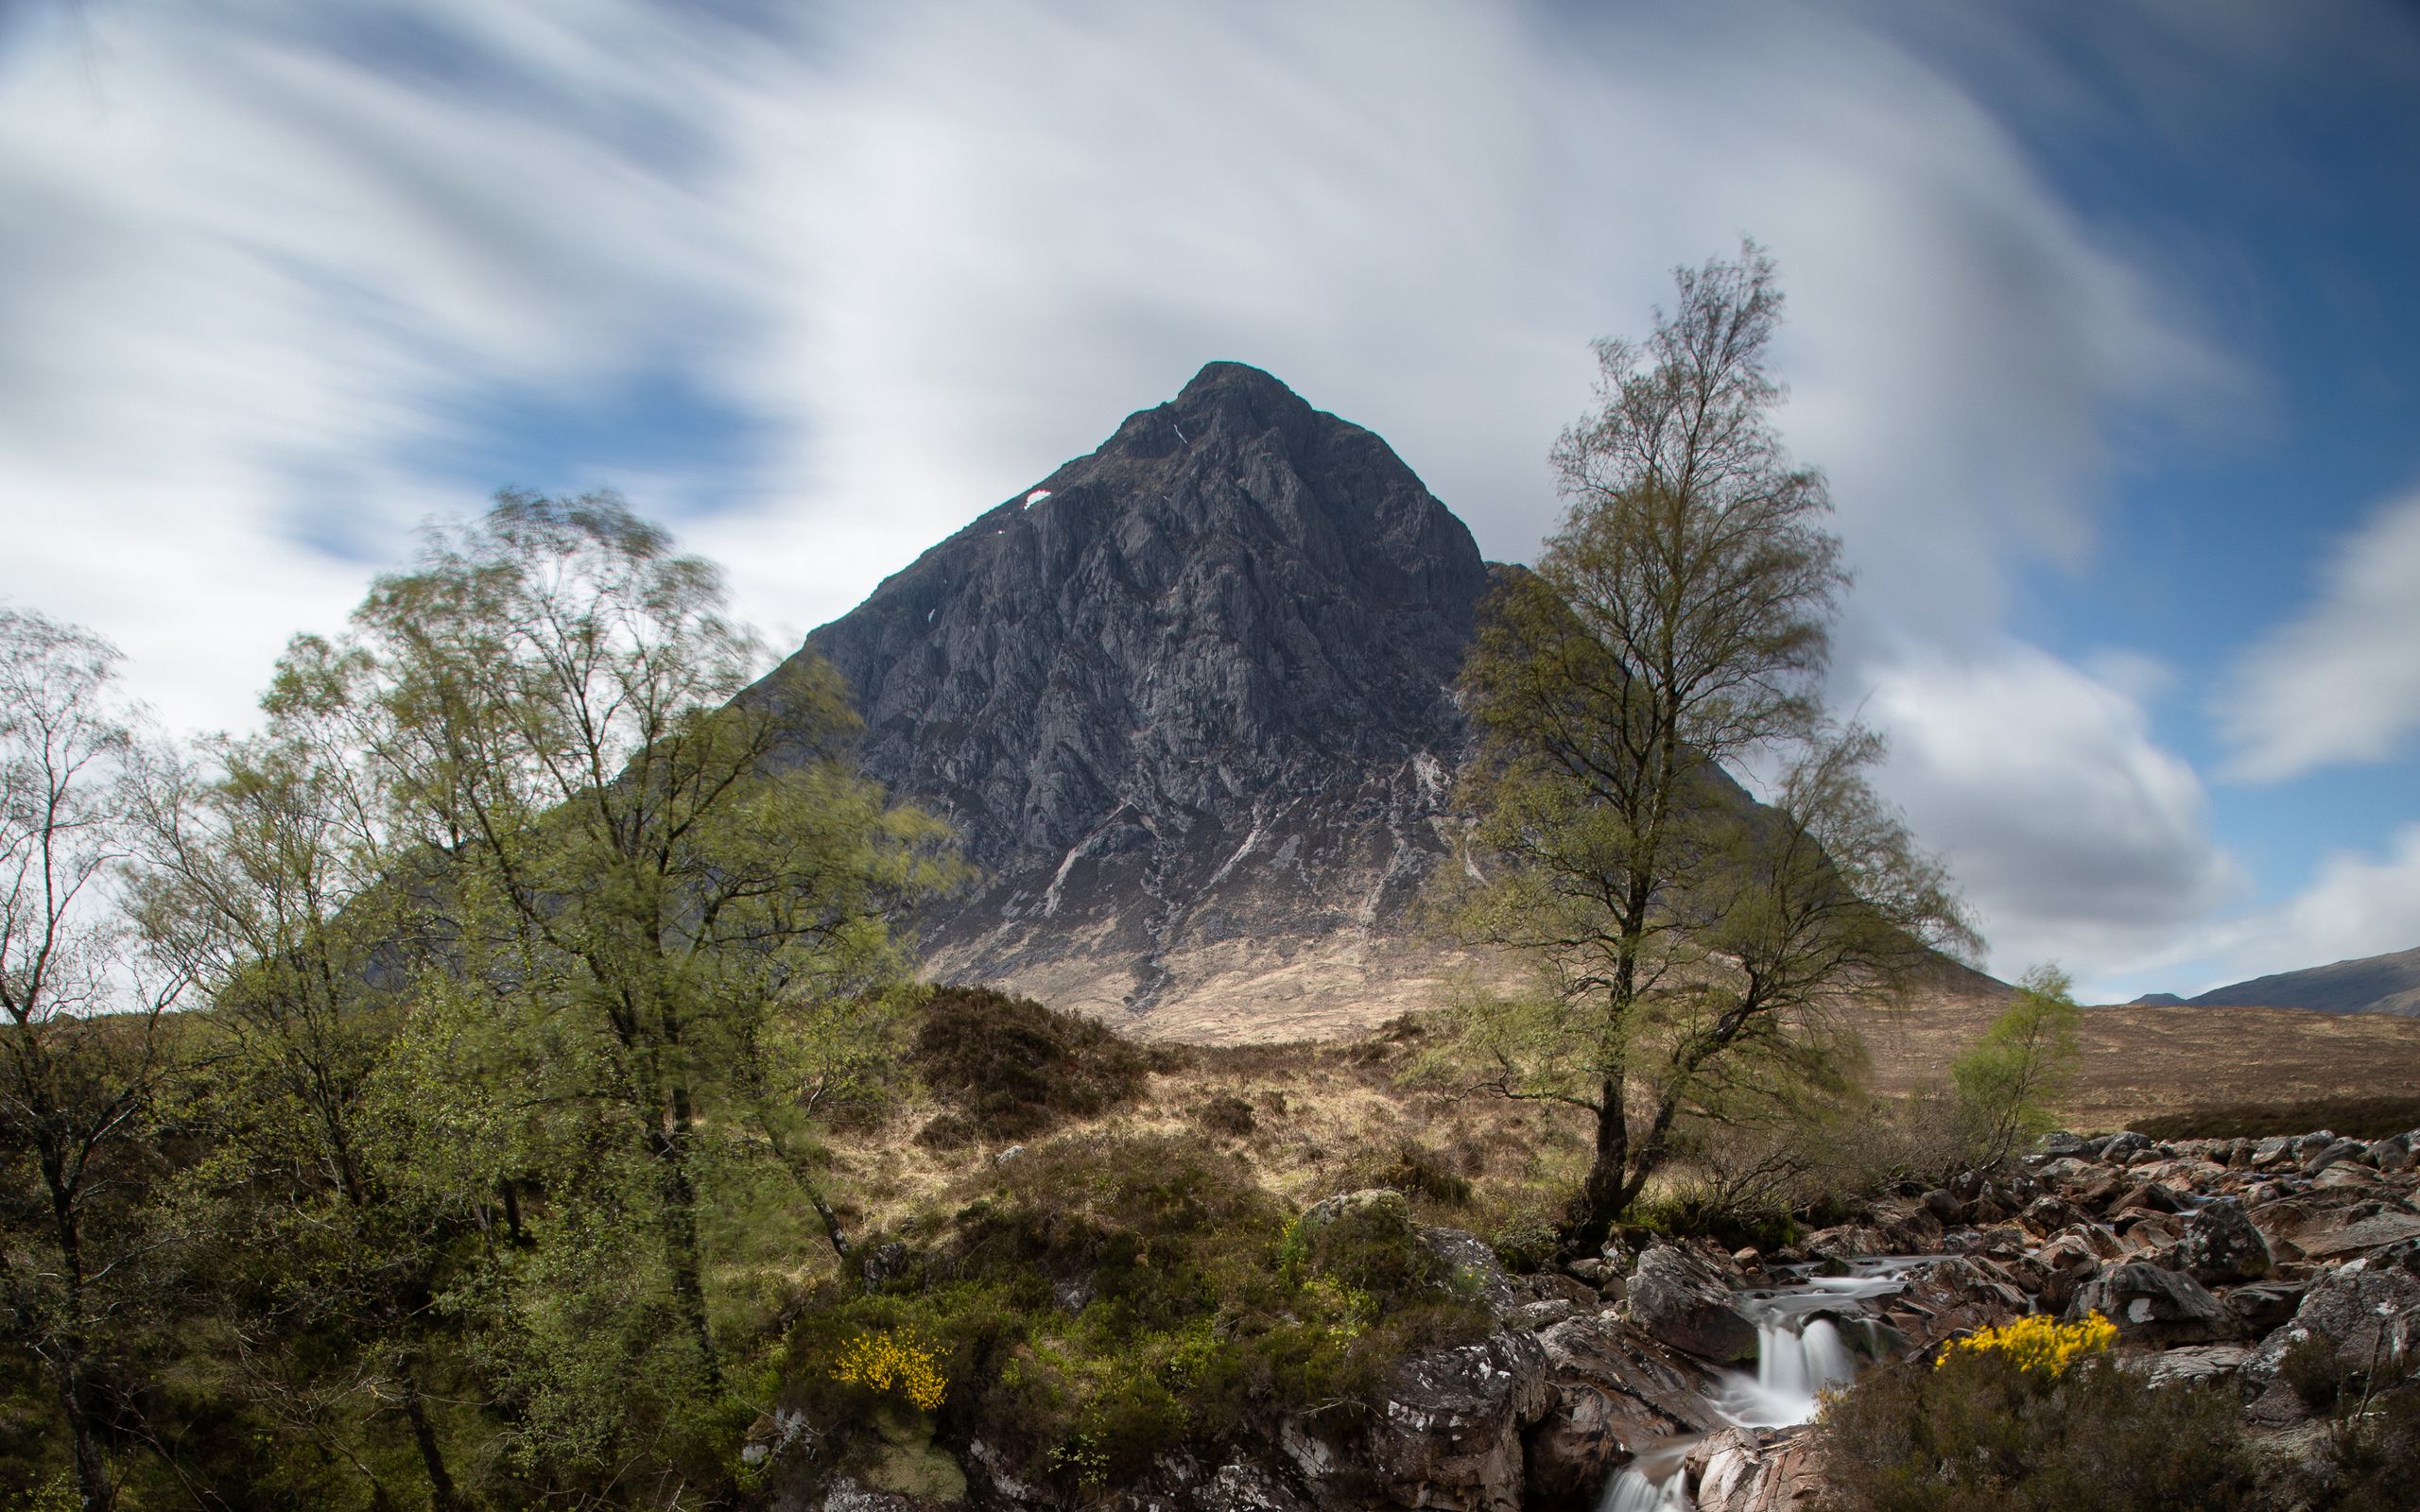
[1596,1259,1930,1512]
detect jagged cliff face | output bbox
[781,362,1499,1040]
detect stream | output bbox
[1599,1258,1932,1512]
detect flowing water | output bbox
[1597,1258,1932,1511]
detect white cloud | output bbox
[2217,489,2420,782]
[2203,825,2420,985]
[0,0,2246,733]
[1864,641,2244,985]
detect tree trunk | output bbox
[655,1087,722,1393]
[47,1193,112,1512]
[1570,1073,1630,1249]
[397,1365,460,1512]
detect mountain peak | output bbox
[782,366,1490,1034]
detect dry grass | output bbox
[812,979,2420,1260]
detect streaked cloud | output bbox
[1865,641,2244,983]
[2218,488,2420,782]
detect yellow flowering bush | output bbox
[831,1328,948,1411]
[1936,1311,2116,1377]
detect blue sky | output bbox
[2,0,2416,1003]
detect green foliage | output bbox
[1819,1349,2260,1512]
[908,985,1158,1146]
[1950,966,2085,1167]
[779,1131,1492,1495]
[1434,248,1974,1240]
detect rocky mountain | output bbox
[773,362,1499,1040]
[2177,944,2420,1017]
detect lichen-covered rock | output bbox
[1626,1244,1756,1363]
[2243,1260,2420,1390]
[2068,1263,2233,1344]
[2172,1196,2273,1283]
[1367,1327,1553,1512]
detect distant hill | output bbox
[2181,944,2420,1017]
[2129,992,2186,1006]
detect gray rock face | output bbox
[776,362,1494,1036]
[2242,1260,2420,1389]
[2172,1196,2273,1284]
[1368,1327,1554,1512]
[1626,1244,1757,1364]
[2069,1263,2233,1344]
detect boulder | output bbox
[1368,1326,1554,1512]
[2123,1345,2248,1387]
[1686,1427,1825,1512]
[2294,1211,2420,1261]
[2225,1280,2308,1334]
[1626,1244,1757,1364]
[2068,1263,2233,1344]
[1882,1258,2031,1351]
[2172,1196,2273,1284]
[2033,1130,2088,1159]
[1523,1313,1727,1507]
[2242,1260,2420,1390]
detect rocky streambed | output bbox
[796,1126,2420,1512]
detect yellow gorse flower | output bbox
[1936,1312,2116,1377]
[831,1328,948,1411]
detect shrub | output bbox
[2135,1095,2420,1143]
[1820,1344,2259,1511]
[1937,1312,2116,1378]
[830,1328,948,1411]
[1193,1094,1257,1137]
[2307,1383,2420,1512]
[908,986,1157,1145]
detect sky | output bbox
[2,0,2416,1004]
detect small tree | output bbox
[279,490,961,1393]
[1443,247,1975,1243]
[1950,966,2083,1167]
[0,610,185,1512]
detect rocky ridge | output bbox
[775,363,1496,1040]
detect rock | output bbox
[2033,1130,2087,1158]
[2108,1181,2184,1218]
[1195,1464,1308,1512]
[1524,1314,1728,1508]
[821,1479,959,1512]
[2124,1345,2248,1387]
[1882,1258,2031,1351]
[2249,1136,2295,1168]
[860,1406,967,1503]
[1921,1188,1966,1226]
[2305,1137,2371,1174]
[1421,1223,1522,1317]
[2018,1195,2089,1236]
[2172,1196,2273,1283]
[1368,1326,1553,1512]
[1626,1244,1757,1363]
[2372,1139,2413,1174]
[2100,1132,2154,1164]
[2294,1211,2420,1260]
[1684,1426,1825,1512]
[2225,1280,2309,1334]
[1299,1187,1410,1236]
[2243,1260,2420,1391]
[2068,1263,2233,1344]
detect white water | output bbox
[1595,1258,1931,1512]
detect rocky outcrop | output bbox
[1367,1330,1554,1512]
[1626,1244,1757,1364]
[775,363,1495,1039]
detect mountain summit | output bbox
[781,362,1495,1038]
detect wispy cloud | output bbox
[2217,488,2420,782]
[0,0,2384,995]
